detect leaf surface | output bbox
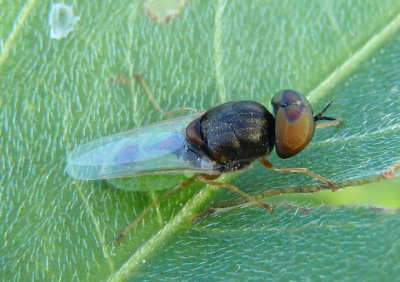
[1,0,400,280]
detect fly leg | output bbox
[114,73,201,118]
[134,74,201,117]
[115,176,197,242]
[116,174,273,242]
[259,158,337,191]
[196,175,272,211]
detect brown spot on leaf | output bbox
[144,0,187,24]
[192,208,216,222]
[381,161,400,179]
[109,74,131,85]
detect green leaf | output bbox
[131,205,400,281]
[1,0,400,280]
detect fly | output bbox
[66,75,341,241]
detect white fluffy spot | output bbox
[49,3,79,39]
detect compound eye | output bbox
[272,90,315,159]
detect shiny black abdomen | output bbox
[186,101,275,172]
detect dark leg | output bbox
[259,158,336,191]
[196,175,272,211]
[115,176,197,242]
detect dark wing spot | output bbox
[113,144,139,165]
[148,133,185,150]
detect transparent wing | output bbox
[66,113,222,180]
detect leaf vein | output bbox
[76,187,115,272]
[0,0,37,69]
[307,11,400,103]
[213,0,226,103]
[107,180,227,281]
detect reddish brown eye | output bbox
[272,90,315,159]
